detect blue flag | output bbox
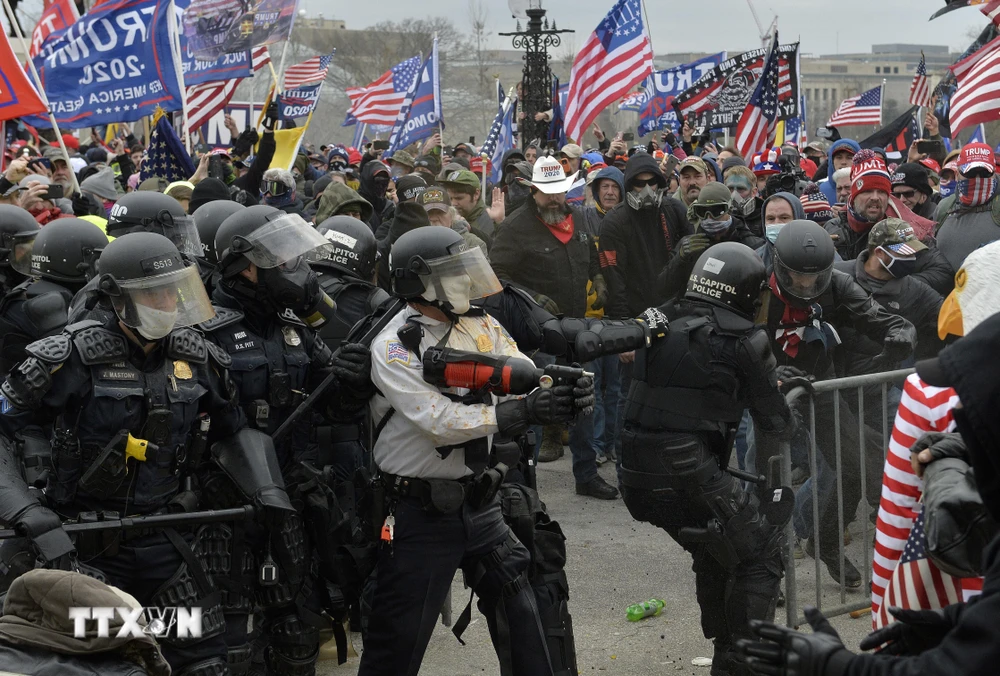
[140,114,196,183]
[638,52,726,136]
[482,95,516,186]
[278,84,322,119]
[969,123,986,145]
[387,36,443,155]
[28,0,185,129]
[175,0,252,86]
[548,77,566,148]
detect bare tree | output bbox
[468,0,494,131]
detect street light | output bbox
[499,3,573,149]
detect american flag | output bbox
[734,33,781,160]
[186,47,271,132]
[777,58,793,102]
[345,56,421,127]
[828,85,883,127]
[482,93,517,185]
[283,51,335,89]
[140,113,196,183]
[982,0,1000,26]
[909,52,932,107]
[563,0,653,143]
[871,375,982,629]
[949,34,1000,134]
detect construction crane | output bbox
[746,0,778,48]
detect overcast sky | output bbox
[302,0,985,57]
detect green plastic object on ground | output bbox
[626,598,665,621]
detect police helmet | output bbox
[107,192,203,259]
[215,205,332,279]
[389,227,501,312]
[30,218,108,285]
[193,201,245,264]
[685,242,767,319]
[97,232,214,340]
[313,215,378,280]
[0,205,40,276]
[773,220,836,306]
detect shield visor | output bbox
[10,231,36,276]
[240,213,333,269]
[775,260,833,304]
[114,264,215,331]
[163,215,204,259]
[420,247,502,302]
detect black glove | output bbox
[496,385,574,436]
[740,606,855,676]
[15,504,75,565]
[676,233,711,261]
[532,293,560,315]
[72,192,100,217]
[775,365,815,394]
[859,606,956,656]
[262,102,280,131]
[572,376,595,416]
[232,128,260,158]
[882,333,912,363]
[591,275,608,311]
[775,406,802,442]
[911,432,969,464]
[332,343,374,395]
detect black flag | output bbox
[860,106,920,155]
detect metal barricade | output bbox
[776,368,915,628]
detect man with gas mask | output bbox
[689,183,765,250]
[192,200,246,297]
[621,242,799,676]
[203,205,373,674]
[362,226,593,676]
[727,166,765,238]
[0,231,296,676]
[763,221,914,586]
[0,205,39,296]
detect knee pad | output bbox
[726,561,782,642]
[227,643,253,676]
[173,657,228,676]
[468,534,532,604]
[150,533,227,646]
[265,613,319,676]
[199,524,254,614]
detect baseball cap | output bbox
[469,156,492,175]
[529,156,578,194]
[418,187,451,212]
[61,134,80,151]
[413,154,440,174]
[559,143,583,159]
[678,156,708,176]
[453,142,476,156]
[42,146,67,164]
[958,142,995,175]
[439,169,481,192]
[867,218,928,255]
[918,158,941,176]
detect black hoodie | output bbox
[357,161,390,232]
[597,153,692,317]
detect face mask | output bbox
[765,223,785,244]
[347,179,360,191]
[625,185,658,211]
[390,165,406,178]
[700,217,732,236]
[425,274,473,315]
[134,304,178,340]
[507,182,530,203]
[877,248,917,279]
[957,176,997,207]
[939,180,956,198]
[729,190,756,218]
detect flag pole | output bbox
[1,0,79,194]
[434,33,443,149]
[167,0,192,155]
[275,40,291,91]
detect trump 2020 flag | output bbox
[28,0,185,129]
[175,0,253,87]
[29,0,79,58]
[278,84,322,119]
[0,32,47,121]
[387,36,443,155]
[482,93,517,186]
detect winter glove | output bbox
[72,192,100,217]
[532,292,560,315]
[591,275,608,311]
[495,385,575,436]
[775,365,815,394]
[859,606,959,656]
[262,102,280,131]
[740,606,856,676]
[332,343,374,396]
[232,128,260,158]
[676,233,711,261]
[911,432,969,464]
[881,332,913,363]
[572,376,595,416]
[15,504,75,566]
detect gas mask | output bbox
[877,247,917,279]
[134,304,178,340]
[626,185,659,211]
[390,165,406,179]
[258,259,324,316]
[729,190,758,218]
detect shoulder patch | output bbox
[25,333,72,364]
[166,328,208,364]
[72,326,127,365]
[206,341,232,369]
[0,393,12,414]
[198,306,245,332]
[385,340,411,366]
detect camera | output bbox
[762,155,805,199]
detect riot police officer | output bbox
[107,192,204,260]
[361,227,593,676]
[0,205,40,296]
[203,205,371,675]
[0,218,108,374]
[0,231,294,676]
[619,242,798,676]
[193,200,245,297]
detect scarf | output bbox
[957,176,997,207]
[542,212,575,244]
[769,274,810,357]
[846,205,874,234]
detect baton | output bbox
[0,506,255,539]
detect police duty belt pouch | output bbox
[424,479,467,515]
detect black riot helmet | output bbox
[773,220,836,307]
[107,192,203,259]
[193,200,245,264]
[314,215,379,280]
[685,242,767,319]
[0,205,40,278]
[97,232,214,340]
[30,218,108,286]
[389,227,501,314]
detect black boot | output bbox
[575,475,619,500]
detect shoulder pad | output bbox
[64,319,103,334]
[206,341,232,369]
[24,333,72,364]
[198,307,245,332]
[22,292,70,337]
[740,328,776,373]
[368,287,392,312]
[165,328,208,364]
[72,325,128,365]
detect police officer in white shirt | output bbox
[360,227,593,676]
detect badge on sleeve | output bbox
[282,326,302,346]
[476,334,493,352]
[173,360,193,380]
[386,340,411,365]
[0,394,12,414]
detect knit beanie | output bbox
[189,178,232,214]
[850,148,892,201]
[799,183,834,224]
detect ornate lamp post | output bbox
[499,4,573,149]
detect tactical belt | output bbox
[381,473,474,515]
[315,425,361,445]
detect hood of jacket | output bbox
[589,166,626,203]
[760,191,806,224]
[623,152,666,190]
[827,138,861,170]
[80,166,120,201]
[314,182,374,224]
[0,570,170,676]
[358,160,389,210]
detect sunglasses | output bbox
[692,203,730,220]
[892,189,916,199]
[630,177,660,189]
[262,179,289,197]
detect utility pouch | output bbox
[74,511,121,559]
[142,408,173,447]
[78,431,129,498]
[425,479,466,515]
[269,371,292,407]
[249,400,270,429]
[467,463,507,510]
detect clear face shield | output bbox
[774,259,834,305]
[9,231,37,275]
[232,213,334,269]
[418,247,502,314]
[112,263,215,340]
